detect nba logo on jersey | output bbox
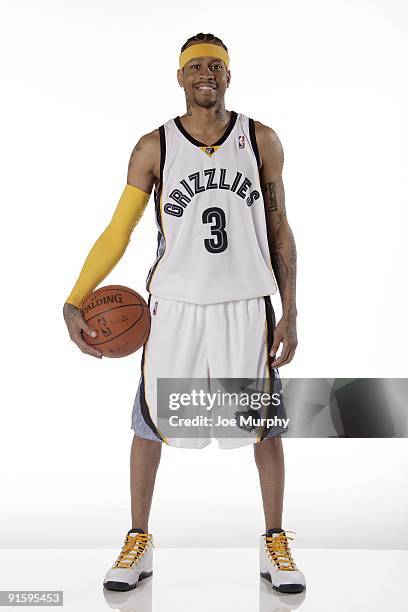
[238,135,245,149]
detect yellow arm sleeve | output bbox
[65,184,150,308]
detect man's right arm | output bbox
[64,129,160,309]
[63,130,159,357]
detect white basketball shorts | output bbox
[131,294,288,449]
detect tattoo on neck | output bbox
[215,107,227,123]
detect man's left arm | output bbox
[256,122,298,368]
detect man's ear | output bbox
[226,69,231,88]
[177,68,184,88]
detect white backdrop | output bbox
[1,0,407,549]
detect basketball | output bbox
[80,285,151,358]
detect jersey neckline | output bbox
[174,110,238,148]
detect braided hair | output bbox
[180,33,228,53]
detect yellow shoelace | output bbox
[114,533,153,569]
[265,530,297,571]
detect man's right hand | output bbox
[63,302,103,359]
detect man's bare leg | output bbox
[130,435,162,532]
[253,436,285,530]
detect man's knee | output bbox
[132,434,162,456]
[253,436,283,467]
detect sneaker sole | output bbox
[104,570,153,592]
[260,571,305,594]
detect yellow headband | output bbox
[179,43,230,70]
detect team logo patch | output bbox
[238,135,245,149]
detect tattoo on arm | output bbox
[271,229,297,318]
[264,181,278,212]
[262,178,286,216]
[271,242,288,295]
[128,139,143,171]
[63,302,80,320]
[262,178,297,316]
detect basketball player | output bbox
[63,33,305,594]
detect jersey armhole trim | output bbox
[147,125,166,292]
[248,117,261,169]
[159,125,166,186]
[154,125,166,218]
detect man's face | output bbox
[177,54,231,108]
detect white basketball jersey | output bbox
[146,111,278,304]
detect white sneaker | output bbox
[259,578,306,611]
[104,573,152,611]
[260,529,306,594]
[103,529,153,592]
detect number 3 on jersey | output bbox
[202,207,228,254]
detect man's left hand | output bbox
[269,316,298,368]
